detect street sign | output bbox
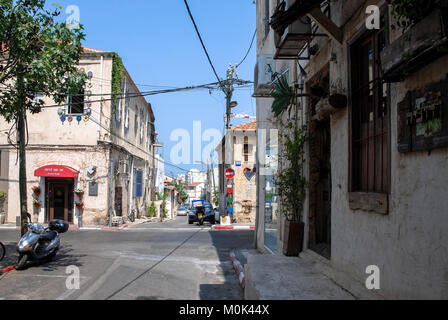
[225,168,235,179]
[227,187,233,194]
[235,161,241,167]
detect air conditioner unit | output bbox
[253,54,275,98]
[274,0,312,60]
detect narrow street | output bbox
[0,217,253,300]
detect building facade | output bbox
[254,0,448,299]
[0,47,157,226]
[216,120,257,223]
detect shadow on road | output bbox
[1,242,18,269]
[198,227,254,300]
[1,242,85,272]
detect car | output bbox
[177,205,188,216]
[188,205,215,225]
[188,207,197,224]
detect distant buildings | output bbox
[215,120,257,223]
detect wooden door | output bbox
[47,180,74,223]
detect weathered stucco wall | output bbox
[326,0,448,299]
[232,132,257,223]
[5,147,109,226]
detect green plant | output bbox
[390,0,439,33]
[111,53,125,133]
[157,191,169,219]
[271,75,296,117]
[147,201,156,218]
[0,190,6,199]
[276,120,309,222]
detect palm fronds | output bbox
[271,75,295,117]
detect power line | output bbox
[183,0,226,94]
[236,29,257,68]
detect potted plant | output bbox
[32,186,41,197]
[75,188,84,197]
[75,201,84,210]
[276,121,309,256]
[33,199,42,209]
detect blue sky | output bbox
[52,0,257,177]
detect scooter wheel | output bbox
[16,254,29,271]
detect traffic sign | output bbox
[225,168,235,179]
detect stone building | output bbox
[215,120,257,223]
[0,47,157,226]
[253,0,448,299]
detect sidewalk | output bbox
[237,249,382,300]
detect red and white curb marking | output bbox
[213,225,255,231]
[230,250,245,289]
[0,266,16,276]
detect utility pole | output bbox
[17,71,28,237]
[210,154,216,206]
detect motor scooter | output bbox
[16,213,69,270]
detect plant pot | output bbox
[34,204,41,209]
[75,193,84,198]
[282,220,305,256]
[34,191,41,197]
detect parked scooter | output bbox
[16,213,69,270]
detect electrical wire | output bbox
[236,29,257,68]
[183,0,226,94]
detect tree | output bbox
[172,180,188,204]
[0,0,87,235]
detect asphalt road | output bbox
[0,216,254,300]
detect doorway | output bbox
[308,70,331,259]
[46,178,74,223]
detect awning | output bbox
[34,165,79,178]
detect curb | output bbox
[230,250,245,289]
[0,266,16,276]
[213,225,255,231]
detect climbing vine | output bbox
[111,53,125,134]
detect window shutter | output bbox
[135,170,143,198]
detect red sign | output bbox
[227,187,233,194]
[225,168,235,179]
[34,165,79,178]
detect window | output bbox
[350,23,390,194]
[134,169,143,198]
[67,89,84,114]
[244,136,249,162]
[124,89,130,129]
[115,78,126,122]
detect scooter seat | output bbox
[39,231,57,242]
